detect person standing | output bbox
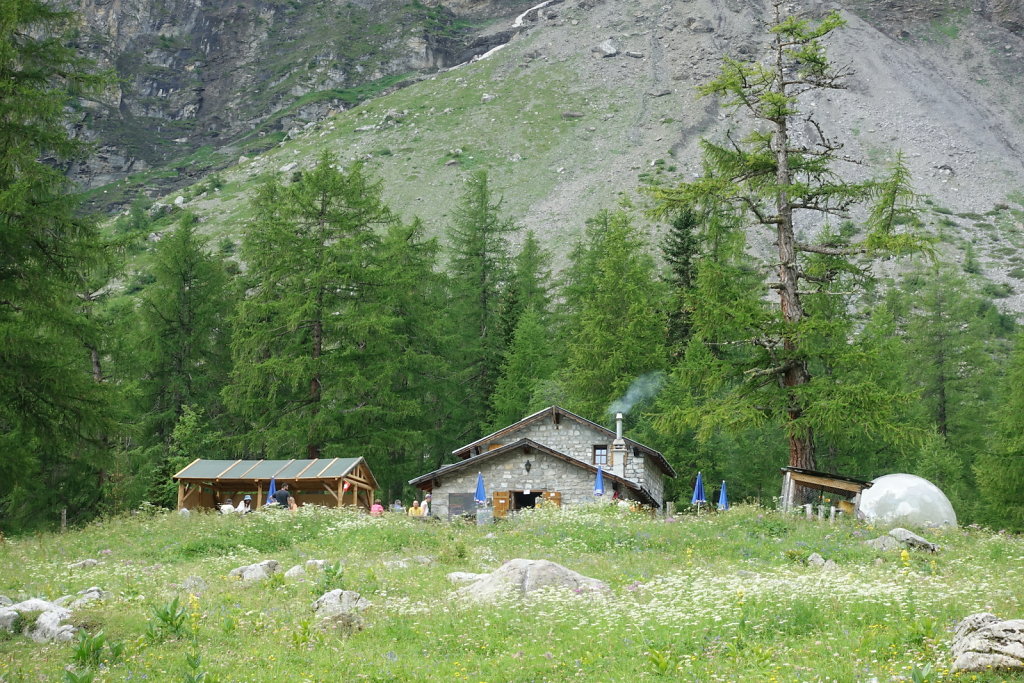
[421,493,431,517]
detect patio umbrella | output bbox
[266,477,277,506]
[718,480,729,510]
[474,472,487,506]
[594,466,605,496]
[691,472,706,506]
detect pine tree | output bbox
[134,213,234,503]
[225,155,403,460]
[445,171,517,435]
[559,210,668,422]
[975,331,1024,530]
[0,0,113,531]
[499,230,552,347]
[648,3,926,502]
[487,307,556,429]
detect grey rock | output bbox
[229,560,280,582]
[952,613,1024,672]
[808,552,826,567]
[410,556,433,565]
[595,39,618,57]
[0,596,11,607]
[456,559,607,603]
[383,559,410,569]
[625,51,645,58]
[178,507,191,517]
[285,564,307,579]
[305,559,326,571]
[889,527,939,552]
[447,571,488,584]
[69,587,110,609]
[173,195,185,206]
[865,534,902,551]
[0,608,17,632]
[279,162,298,173]
[312,589,371,633]
[68,559,99,569]
[181,576,208,594]
[31,610,76,643]
[481,93,496,103]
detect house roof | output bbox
[452,405,676,477]
[173,457,377,489]
[410,437,658,507]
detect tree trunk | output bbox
[772,24,815,502]
[308,291,323,460]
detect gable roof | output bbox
[173,457,377,489]
[411,438,658,507]
[452,405,676,477]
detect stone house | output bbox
[409,406,675,520]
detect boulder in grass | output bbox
[285,564,307,580]
[69,587,110,609]
[228,560,280,582]
[447,571,488,584]
[865,534,902,551]
[305,559,326,572]
[952,613,1024,672]
[312,590,371,634]
[68,559,99,570]
[4,599,75,643]
[0,596,12,607]
[456,559,607,603]
[888,527,939,552]
[181,576,208,594]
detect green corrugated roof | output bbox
[174,458,361,481]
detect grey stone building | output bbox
[409,406,675,520]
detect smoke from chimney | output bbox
[608,371,666,416]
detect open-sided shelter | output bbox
[173,458,378,511]
[780,466,873,515]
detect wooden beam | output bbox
[294,459,318,479]
[237,461,261,479]
[323,481,340,503]
[270,460,295,478]
[177,482,185,510]
[337,480,344,508]
[789,472,863,495]
[215,460,242,479]
[172,458,201,480]
[257,482,263,508]
[314,458,338,477]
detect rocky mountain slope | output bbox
[67,0,539,189]
[86,0,1024,308]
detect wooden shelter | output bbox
[780,466,873,515]
[172,458,378,511]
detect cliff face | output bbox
[67,0,538,189]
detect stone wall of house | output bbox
[428,448,643,520]
[475,413,666,508]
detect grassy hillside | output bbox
[2,504,1022,681]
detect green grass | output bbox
[1,504,1022,681]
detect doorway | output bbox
[512,490,543,510]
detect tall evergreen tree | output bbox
[649,4,926,502]
[661,208,701,354]
[445,171,517,435]
[487,307,556,429]
[0,0,113,531]
[225,155,399,459]
[134,214,234,504]
[559,210,668,422]
[975,330,1024,530]
[499,230,552,347]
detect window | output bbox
[593,445,609,466]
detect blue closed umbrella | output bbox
[594,466,605,496]
[691,472,706,505]
[718,480,729,510]
[266,477,277,506]
[474,472,487,506]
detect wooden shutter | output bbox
[493,491,510,518]
[543,491,562,507]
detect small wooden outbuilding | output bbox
[780,466,873,515]
[172,458,379,511]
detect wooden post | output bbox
[780,472,793,510]
[177,482,185,510]
[829,505,837,522]
[61,508,67,531]
[337,480,343,508]
[804,503,813,520]
[257,483,263,508]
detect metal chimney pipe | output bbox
[615,412,623,440]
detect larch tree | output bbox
[649,3,926,503]
[0,0,115,530]
[559,210,668,422]
[225,155,397,459]
[444,170,517,436]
